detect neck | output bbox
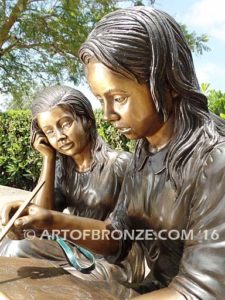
[146,114,174,151]
[72,143,93,172]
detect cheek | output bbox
[131,101,155,122]
[114,102,130,118]
[68,125,87,142]
[78,128,90,146]
[47,137,56,148]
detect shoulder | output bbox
[201,140,225,177]
[190,140,225,208]
[107,150,132,164]
[106,150,132,178]
[185,139,225,179]
[185,141,225,236]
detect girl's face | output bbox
[37,105,90,157]
[85,61,166,141]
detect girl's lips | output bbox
[117,128,132,134]
[60,142,73,150]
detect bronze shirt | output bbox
[53,139,145,284]
[107,139,225,299]
[54,140,131,220]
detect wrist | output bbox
[50,210,62,230]
[43,154,55,163]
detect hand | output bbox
[1,201,54,240]
[33,132,55,158]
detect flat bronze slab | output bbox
[0,257,137,299]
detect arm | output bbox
[133,144,225,300]
[32,133,56,209]
[0,201,119,256]
[50,211,119,256]
[167,144,225,299]
[113,151,131,183]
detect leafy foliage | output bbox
[180,24,210,55]
[0,110,42,189]
[0,0,210,108]
[0,0,119,107]
[0,109,135,190]
[201,83,225,119]
[95,109,135,152]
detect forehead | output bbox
[85,62,135,95]
[37,105,73,127]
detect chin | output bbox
[59,149,74,156]
[123,132,139,140]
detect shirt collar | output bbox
[134,139,169,174]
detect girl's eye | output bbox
[45,130,54,136]
[62,121,72,129]
[114,96,128,104]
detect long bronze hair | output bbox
[31,85,112,178]
[31,85,97,146]
[79,6,225,191]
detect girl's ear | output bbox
[165,77,179,99]
[87,119,92,129]
[170,90,179,98]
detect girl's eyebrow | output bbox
[42,125,52,129]
[105,89,127,95]
[57,116,73,124]
[42,116,72,129]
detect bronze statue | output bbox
[2,7,225,299]
[0,85,144,290]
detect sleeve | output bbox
[169,144,225,300]
[54,159,67,212]
[105,162,146,284]
[105,163,134,264]
[113,151,131,183]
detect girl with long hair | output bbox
[2,7,225,299]
[0,86,144,295]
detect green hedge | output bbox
[0,110,134,190]
[0,110,42,190]
[95,109,135,152]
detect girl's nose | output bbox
[56,129,66,141]
[103,103,120,122]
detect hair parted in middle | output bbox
[31,85,114,178]
[31,85,97,147]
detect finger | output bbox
[1,201,24,226]
[34,133,47,143]
[28,204,39,215]
[14,215,34,227]
[34,136,48,147]
[38,136,48,144]
[35,132,45,139]
[14,206,43,228]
